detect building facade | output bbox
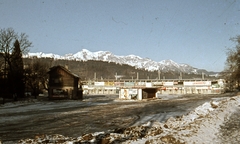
[48,65,82,99]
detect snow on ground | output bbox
[13,95,240,144]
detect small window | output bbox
[54,78,62,83]
[54,79,60,83]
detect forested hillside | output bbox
[23,58,215,81]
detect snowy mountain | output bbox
[24,49,213,74]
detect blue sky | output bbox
[1,0,240,72]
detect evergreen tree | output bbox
[10,40,25,99]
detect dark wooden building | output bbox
[48,65,82,99]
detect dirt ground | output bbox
[0,93,236,143]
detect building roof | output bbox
[48,65,79,78]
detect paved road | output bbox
[0,93,236,143]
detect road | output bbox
[0,93,236,143]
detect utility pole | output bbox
[179,72,182,80]
[115,72,117,80]
[158,69,161,80]
[94,72,96,81]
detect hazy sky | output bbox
[1,0,240,72]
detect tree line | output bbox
[0,28,49,102]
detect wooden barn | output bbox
[48,65,82,99]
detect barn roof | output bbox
[48,65,79,78]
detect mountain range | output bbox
[24,49,218,75]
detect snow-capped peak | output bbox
[24,49,205,74]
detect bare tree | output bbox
[225,35,240,90]
[0,28,32,77]
[25,60,50,98]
